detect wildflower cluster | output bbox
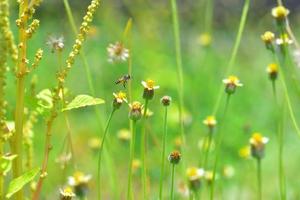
[250,133,269,159]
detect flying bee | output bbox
[115,74,131,88]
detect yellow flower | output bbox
[276,34,293,46]
[272,6,290,19]
[129,101,143,121]
[198,33,212,47]
[222,165,235,179]
[250,132,269,146]
[204,170,214,184]
[261,31,275,44]
[68,171,91,186]
[132,159,141,172]
[249,132,269,159]
[88,137,101,150]
[239,145,250,159]
[117,129,131,142]
[141,79,160,90]
[113,91,127,103]
[223,75,243,94]
[267,63,278,80]
[223,75,243,87]
[186,167,205,181]
[60,186,76,199]
[203,115,217,128]
[174,136,182,149]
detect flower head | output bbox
[239,145,251,159]
[107,42,129,63]
[129,101,143,121]
[222,165,235,179]
[223,75,243,94]
[88,137,101,150]
[186,167,205,191]
[266,63,278,81]
[204,170,214,184]
[249,132,269,159]
[117,129,131,142]
[60,186,75,200]
[198,33,212,47]
[113,91,127,109]
[272,6,289,20]
[261,31,275,44]
[132,159,141,173]
[203,115,217,131]
[168,150,181,165]
[161,95,172,106]
[276,34,293,46]
[141,79,159,100]
[47,35,64,52]
[68,171,91,198]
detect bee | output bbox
[115,74,131,88]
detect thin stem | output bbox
[204,0,214,34]
[97,109,116,200]
[141,99,149,199]
[170,164,175,200]
[212,0,250,115]
[257,158,262,200]
[210,94,231,200]
[271,51,300,137]
[127,121,137,200]
[202,131,212,168]
[159,107,168,200]
[14,0,29,199]
[170,0,185,146]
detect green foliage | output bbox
[6,167,40,199]
[62,94,105,111]
[0,154,17,176]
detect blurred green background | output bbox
[4,0,300,199]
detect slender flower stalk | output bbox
[170,164,175,200]
[141,99,149,199]
[209,95,231,200]
[97,109,116,200]
[127,121,137,200]
[212,0,250,115]
[159,96,171,200]
[168,151,181,200]
[170,0,185,145]
[127,101,143,199]
[257,158,262,200]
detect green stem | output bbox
[141,99,149,199]
[170,164,175,200]
[278,102,286,200]
[14,0,29,199]
[170,0,185,146]
[204,0,214,34]
[271,52,300,138]
[257,158,262,200]
[159,107,168,200]
[210,94,231,200]
[127,121,137,200]
[97,109,115,200]
[202,131,212,168]
[212,0,250,115]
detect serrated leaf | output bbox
[0,154,17,176]
[62,95,105,111]
[6,167,40,199]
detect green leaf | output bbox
[6,167,40,199]
[62,94,105,111]
[0,154,17,176]
[36,89,53,109]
